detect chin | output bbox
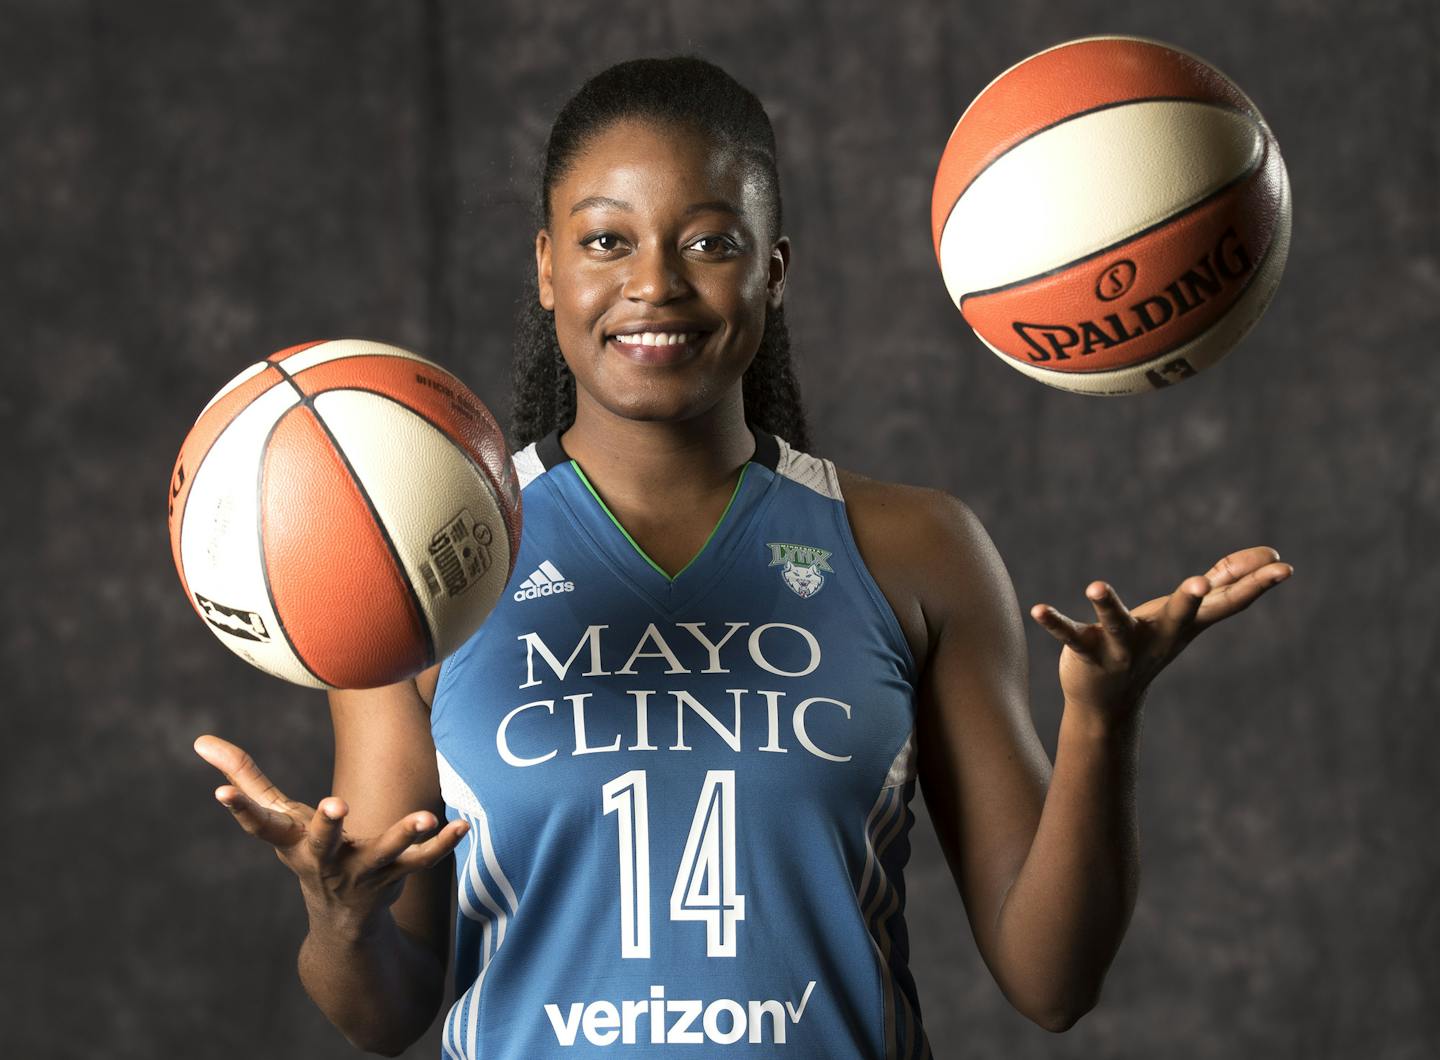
[601,396,707,424]
[585,367,727,422]
[598,382,732,425]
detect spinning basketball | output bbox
[168,339,521,690]
[932,36,1292,394]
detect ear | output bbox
[536,229,555,311]
[766,236,791,311]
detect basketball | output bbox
[167,339,522,690]
[931,36,1292,395]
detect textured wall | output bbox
[4,0,1437,1056]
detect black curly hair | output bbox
[508,55,812,452]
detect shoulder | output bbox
[831,464,1004,674]
[832,465,978,538]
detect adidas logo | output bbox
[513,559,576,602]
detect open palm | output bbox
[1030,546,1294,718]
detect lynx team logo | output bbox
[765,541,834,599]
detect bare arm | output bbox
[913,494,1289,1031]
[911,496,1089,1029]
[296,664,455,1055]
[195,663,464,1057]
[915,538,1140,1025]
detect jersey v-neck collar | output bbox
[533,423,783,612]
[534,423,780,478]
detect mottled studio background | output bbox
[3,0,1436,1057]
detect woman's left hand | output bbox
[1029,545,1294,724]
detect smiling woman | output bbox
[511,57,806,460]
[193,54,1293,1060]
[536,117,783,429]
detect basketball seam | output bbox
[946,36,1193,132]
[254,409,332,688]
[286,357,515,566]
[995,202,1285,376]
[307,384,517,577]
[935,96,1261,261]
[271,362,439,678]
[275,344,443,377]
[956,137,1269,307]
[174,364,287,621]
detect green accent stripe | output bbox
[570,460,750,584]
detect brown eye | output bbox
[688,235,738,255]
[582,233,622,252]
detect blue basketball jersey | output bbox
[430,426,931,1058]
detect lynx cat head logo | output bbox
[766,541,835,600]
[781,562,824,598]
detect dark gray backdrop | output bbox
[4,0,1436,1057]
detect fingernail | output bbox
[323,803,341,820]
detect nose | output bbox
[620,242,690,305]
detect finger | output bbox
[362,812,445,875]
[1195,560,1294,628]
[391,820,473,875]
[1030,603,1101,659]
[1159,575,1210,637]
[214,785,305,848]
[1203,546,1282,590]
[1085,581,1136,650]
[307,798,348,864]
[193,735,292,813]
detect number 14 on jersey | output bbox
[602,770,747,959]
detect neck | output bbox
[557,391,756,510]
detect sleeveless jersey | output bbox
[430,426,931,1058]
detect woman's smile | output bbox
[606,321,713,365]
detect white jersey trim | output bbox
[437,750,520,1060]
[512,441,546,491]
[773,435,844,502]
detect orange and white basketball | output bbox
[167,339,521,690]
[931,36,1292,395]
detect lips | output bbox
[605,324,712,365]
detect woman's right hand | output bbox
[193,733,469,931]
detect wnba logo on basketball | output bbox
[1013,228,1255,364]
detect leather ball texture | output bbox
[167,339,522,689]
[931,36,1292,395]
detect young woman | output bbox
[194,56,1292,1058]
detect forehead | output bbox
[553,119,767,221]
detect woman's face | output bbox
[536,118,788,425]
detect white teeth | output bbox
[614,331,698,346]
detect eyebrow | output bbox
[568,196,742,218]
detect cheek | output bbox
[708,262,770,321]
[551,269,613,334]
